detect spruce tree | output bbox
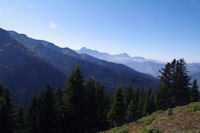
[174,59,190,105]
[123,84,133,109]
[85,76,98,133]
[138,88,145,117]
[132,88,140,119]
[0,97,14,133]
[107,86,125,127]
[63,65,86,133]
[0,86,14,133]
[142,88,155,115]
[96,83,110,131]
[126,99,136,122]
[26,94,39,133]
[190,80,199,102]
[37,84,56,133]
[14,104,25,133]
[54,87,65,133]
[158,59,191,109]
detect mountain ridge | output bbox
[76,47,200,90]
[7,29,159,97]
[0,28,66,105]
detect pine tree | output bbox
[37,84,56,133]
[85,76,98,133]
[158,59,191,109]
[96,82,110,131]
[14,104,25,133]
[0,97,13,133]
[190,80,199,102]
[132,88,140,119]
[26,94,39,133]
[54,87,65,133]
[0,86,14,133]
[142,88,152,115]
[174,59,190,105]
[123,84,133,109]
[126,99,136,122]
[107,86,125,127]
[63,65,86,133]
[138,88,145,117]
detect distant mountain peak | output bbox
[113,53,131,58]
[80,47,88,50]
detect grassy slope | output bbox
[101,102,200,133]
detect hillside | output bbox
[101,102,200,133]
[77,47,200,91]
[77,47,164,76]
[0,28,66,105]
[9,30,159,94]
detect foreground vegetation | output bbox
[101,102,200,133]
[0,59,199,133]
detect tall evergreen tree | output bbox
[107,86,125,127]
[123,84,133,109]
[26,94,39,133]
[85,76,98,133]
[125,99,136,122]
[158,59,191,109]
[174,59,190,105]
[96,82,110,131]
[63,65,86,133]
[0,86,14,133]
[190,80,199,102]
[137,88,145,117]
[132,88,140,119]
[37,84,56,133]
[54,87,65,133]
[14,104,25,133]
[0,97,14,133]
[142,88,155,115]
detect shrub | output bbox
[187,102,200,112]
[166,109,174,116]
[140,128,160,133]
[137,116,155,125]
[152,110,164,115]
[110,128,128,133]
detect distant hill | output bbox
[77,47,165,76]
[6,30,159,97]
[0,28,66,105]
[101,102,200,133]
[77,47,200,90]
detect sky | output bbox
[0,0,200,63]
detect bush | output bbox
[187,102,200,112]
[108,127,128,133]
[166,109,174,116]
[140,128,160,133]
[152,110,164,115]
[137,116,155,125]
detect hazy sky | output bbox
[0,0,200,62]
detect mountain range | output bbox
[0,28,159,105]
[77,47,200,90]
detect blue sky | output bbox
[0,0,200,62]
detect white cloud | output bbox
[49,21,57,29]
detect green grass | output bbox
[139,128,160,133]
[100,102,200,133]
[137,115,155,125]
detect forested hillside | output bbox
[0,59,199,133]
[0,28,65,105]
[8,30,159,94]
